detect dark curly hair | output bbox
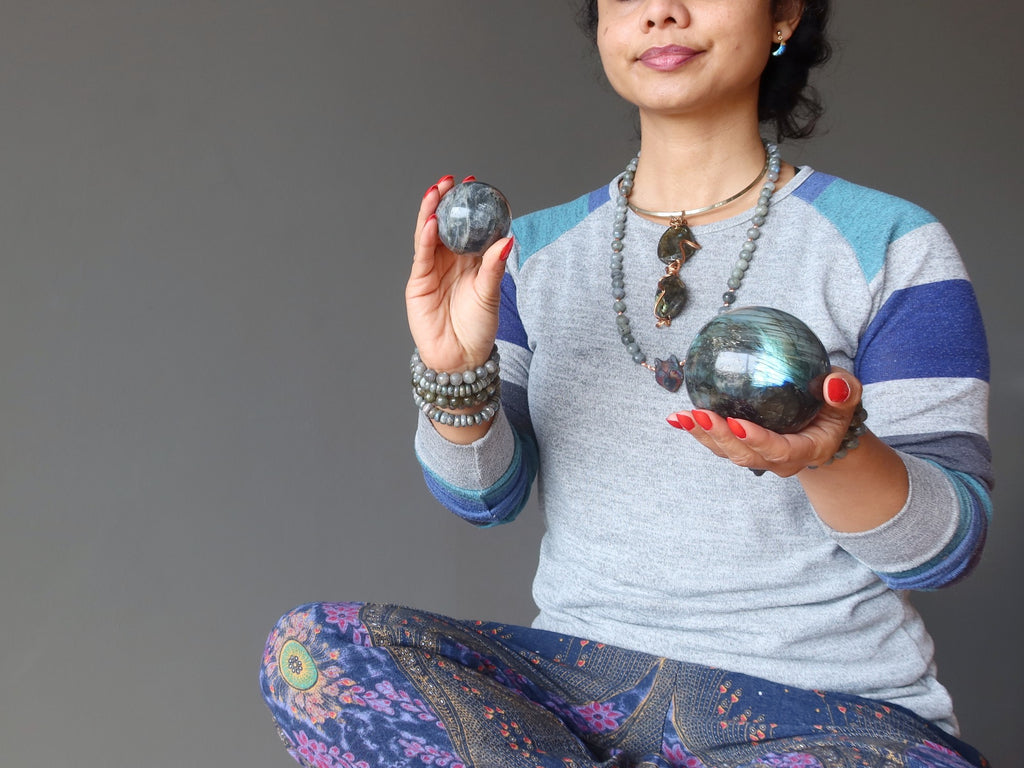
[575,0,831,142]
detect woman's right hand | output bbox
[406,175,513,373]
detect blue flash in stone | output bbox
[683,306,830,433]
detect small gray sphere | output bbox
[436,181,512,255]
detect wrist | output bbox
[806,402,869,470]
[415,342,497,374]
[411,346,502,428]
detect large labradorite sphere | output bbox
[684,306,831,434]
[435,181,512,255]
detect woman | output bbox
[261,2,992,766]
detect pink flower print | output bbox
[334,753,371,768]
[400,738,427,760]
[375,681,440,723]
[921,742,959,758]
[326,679,395,715]
[573,700,625,733]
[662,742,708,768]
[398,736,466,768]
[758,753,823,767]
[293,731,343,768]
[322,603,371,647]
[540,691,588,731]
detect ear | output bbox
[773,0,804,38]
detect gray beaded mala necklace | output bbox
[611,141,782,393]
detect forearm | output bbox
[797,431,909,533]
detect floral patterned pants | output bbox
[260,602,987,768]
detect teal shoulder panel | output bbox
[794,173,937,283]
[511,191,602,267]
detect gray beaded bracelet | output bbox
[417,380,501,411]
[411,347,500,387]
[414,387,502,427]
[410,346,502,427]
[412,364,501,409]
[807,402,869,469]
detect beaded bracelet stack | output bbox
[808,402,869,469]
[411,346,502,427]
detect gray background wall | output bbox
[1,2,1019,766]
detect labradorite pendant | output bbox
[657,220,700,265]
[655,274,688,326]
[653,355,685,392]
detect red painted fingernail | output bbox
[667,413,695,431]
[423,184,438,199]
[692,410,713,430]
[461,175,476,183]
[425,213,437,225]
[499,238,514,261]
[826,377,851,403]
[727,418,747,439]
[438,174,454,185]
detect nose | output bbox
[643,0,691,30]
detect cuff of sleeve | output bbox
[414,407,516,491]
[827,453,960,574]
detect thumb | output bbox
[822,369,863,410]
[475,235,514,305]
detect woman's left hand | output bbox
[667,368,863,478]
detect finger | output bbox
[685,410,791,470]
[437,174,456,194]
[725,417,812,468]
[414,174,456,246]
[473,235,514,307]
[823,369,862,409]
[668,410,730,459]
[409,212,441,282]
[666,412,695,431]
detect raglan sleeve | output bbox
[412,239,540,527]
[828,218,992,590]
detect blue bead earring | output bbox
[772,30,787,57]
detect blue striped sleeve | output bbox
[417,427,538,527]
[826,187,993,590]
[497,273,528,349]
[856,279,990,384]
[415,187,605,527]
[878,466,991,590]
[852,278,991,587]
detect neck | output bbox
[630,112,776,223]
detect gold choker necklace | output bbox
[620,148,771,328]
[625,151,770,220]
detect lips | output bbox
[639,45,700,71]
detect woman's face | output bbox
[595,0,794,120]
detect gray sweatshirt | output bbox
[415,167,992,734]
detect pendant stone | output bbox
[655,274,688,326]
[653,355,685,392]
[657,222,700,265]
